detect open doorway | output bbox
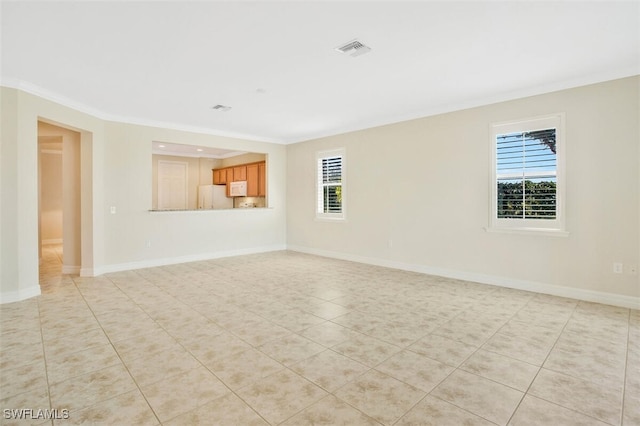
[38,121,81,287]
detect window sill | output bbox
[484,226,569,237]
[315,216,346,222]
[149,207,271,213]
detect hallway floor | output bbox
[0,247,638,425]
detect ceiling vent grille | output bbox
[335,39,371,57]
[211,104,232,112]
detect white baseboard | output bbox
[0,285,41,304]
[80,267,95,277]
[94,244,288,275]
[5,244,635,309]
[287,245,640,310]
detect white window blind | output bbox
[317,149,345,219]
[496,128,557,219]
[489,114,566,234]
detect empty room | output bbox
[1,1,638,425]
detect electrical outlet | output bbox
[629,265,638,275]
[145,240,151,248]
[613,262,623,274]
[110,206,116,214]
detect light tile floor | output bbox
[1,244,638,425]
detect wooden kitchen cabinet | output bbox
[233,166,247,181]
[212,169,222,184]
[213,167,234,184]
[213,161,265,197]
[213,167,236,185]
[245,161,266,197]
[258,162,266,196]
[246,163,259,197]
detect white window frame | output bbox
[489,113,567,236]
[316,148,346,221]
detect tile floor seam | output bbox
[382,379,440,426]
[452,291,564,426]
[500,296,577,426]
[330,368,421,426]
[517,393,621,426]
[55,385,153,426]
[620,308,631,426]
[165,308,310,426]
[236,366,327,425]
[129,325,237,422]
[421,393,501,426]
[46,363,142,420]
[179,354,273,426]
[285,392,382,426]
[36,297,54,426]
[511,299,622,425]
[538,362,627,391]
[71,274,164,426]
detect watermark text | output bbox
[3,408,69,420]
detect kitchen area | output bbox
[203,159,267,209]
[151,142,267,211]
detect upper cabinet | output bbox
[246,163,259,197]
[213,169,222,184]
[213,161,266,197]
[212,168,233,184]
[258,162,266,197]
[233,166,247,181]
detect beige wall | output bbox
[287,76,640,306]
[221,152,266,168]
[0,87,287,303]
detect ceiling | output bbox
[151,141,246,159]
[2,1,638,144]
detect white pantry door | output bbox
[158,160,188,210]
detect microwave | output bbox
[229,180,247,197]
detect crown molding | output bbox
[0,78,287,145]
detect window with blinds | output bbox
[317,149,345,219]
[496,128,557,219]
[490,114,566,234]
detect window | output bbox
[317,148,345,219]
[489,114,566,234]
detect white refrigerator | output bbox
[198,185,233,210]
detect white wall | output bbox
[0,87,287,303]
[287,76,640,308]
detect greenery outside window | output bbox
[317,148,345,220]
[489,114,566,235]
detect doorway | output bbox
[38,121,82,286]
[157,160,188,210]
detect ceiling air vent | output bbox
[211,104,232,112]
[335,39,371,57]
